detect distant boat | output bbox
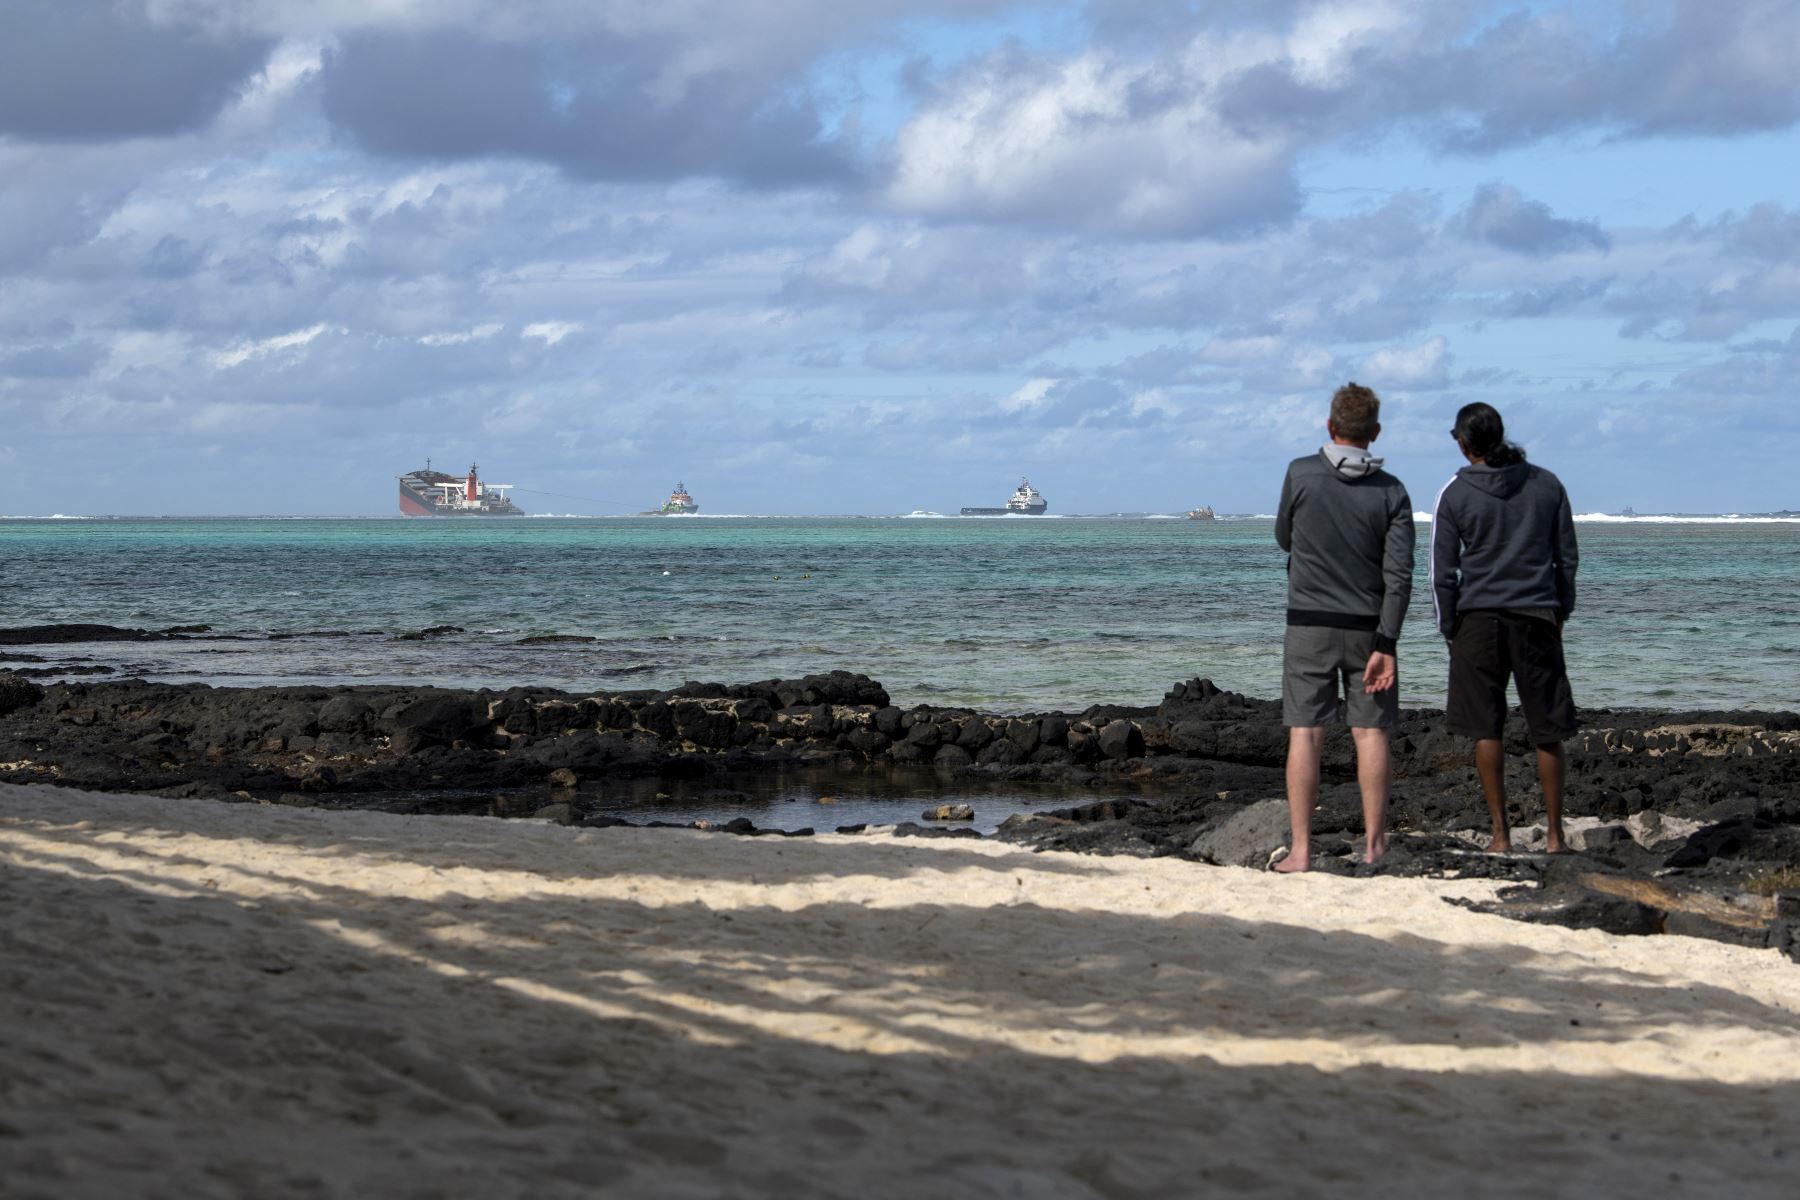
[1186,506,1216,521]
[961,477,1048,516]
[1621,506,1637,518]
[642,482,698,515]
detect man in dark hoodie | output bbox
[1430,402,1579,854]
[1273,383,1413,871]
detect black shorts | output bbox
[1445,610,1577,743]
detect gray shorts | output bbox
[1281,625,1399,729]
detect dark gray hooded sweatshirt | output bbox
[1275,445,1414,654]
[1429,460,1577,638]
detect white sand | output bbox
[3,782,1797,1200]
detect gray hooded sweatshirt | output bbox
[1429,460,1577,638]
[1275,445,1414,654]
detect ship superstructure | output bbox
[961,477,1048,516]
[647,482,699,515]
[398,462,525,516]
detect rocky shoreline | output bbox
[2,623,1796,961]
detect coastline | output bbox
[5,781,1799,1197]
[3,653,1798,952]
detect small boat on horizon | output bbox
[1186,506,1216,521]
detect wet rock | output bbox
[1189,799,1288,868]
[1046,798,1150,823]
[394,625,464,641]
[298,764,339,793]
[317,695,374,733]
[672,700,738,749]
[1569,822,1632,853]
[1450,883,1664,936]
[933,744,974,770]
[975,740,1023,766]
[1097,720,1145,760]
[904,720,943,750]
[533,803,576,824]
[517,634,596,645]
[389,693,481,750]
[891,822,983,840]
[1663,814,1772,869]
[547,767,579,789]
[923,803,974,821]
[0,623,174,645]
[0,672,44,718]
[1006,718,1040,754]
[843,728,890,757]
[956,717,996,751]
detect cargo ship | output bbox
[642,482,698,515]
[961,477,1047,516]
[398,462,525,516]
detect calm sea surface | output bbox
[4,516,1798,713]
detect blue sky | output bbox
[2,0,1798,516]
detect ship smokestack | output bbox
[466,464,479,502]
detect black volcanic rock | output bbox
[0,672,45,717]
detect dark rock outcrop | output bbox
[2,667,1796,952]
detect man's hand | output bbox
[1363,651,1396,693]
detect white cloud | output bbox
[420,323,503,346]
[998,377,1058,413]
[521,321,581,346]
[211,323,331,368]
[886,51,1298,237]
[1359,336,1451,390]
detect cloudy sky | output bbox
[3,0,1798,516]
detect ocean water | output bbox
[3,516,1798,713]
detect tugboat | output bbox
[961,477,1048,516]
[1186,506,1216,521]
[643,482,699,515]
[397,461,524,516]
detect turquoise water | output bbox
[3,516,1797,711]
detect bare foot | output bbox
[1271,848,1310,873]
[1363,840,1388,865]
[1485,835,1513,854]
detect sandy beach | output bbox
[3,781,1797,1199]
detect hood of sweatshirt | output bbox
[1320,443,1384,480]
[1456,460,1531,498]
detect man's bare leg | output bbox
[1351,726,1390,863]
[1536,741,1567,852]
[1277,726,1324,872]
[1475,737,1510,851]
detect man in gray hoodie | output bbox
[1273,383,1414,871]
[1430,402,1578,853]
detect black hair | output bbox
[1452,402,1526,467]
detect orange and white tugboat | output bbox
[643,482,699,515]
[397,461,525,516]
